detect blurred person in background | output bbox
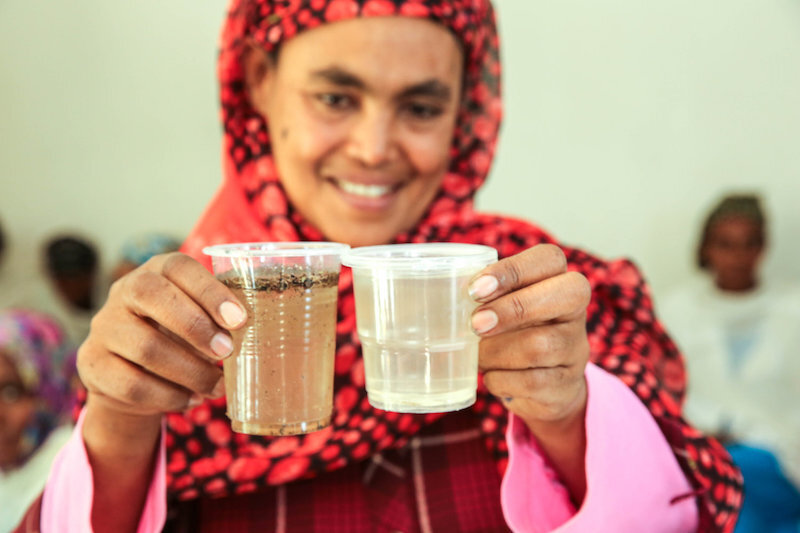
[660,193,800,533]
[1,218,16,308]
[0,309,75,532]
[110,233,182,282]
[0,218,5,268]
[0,218,31,312]
[36,235,101,348]
[44,236,99,312]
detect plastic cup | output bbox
[342,243,498,413]
[203,242,349,436]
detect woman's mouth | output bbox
[336,180,396,198]
[328,177,403,211]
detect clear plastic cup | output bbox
[203,242,349,435]
[342,243,498,413]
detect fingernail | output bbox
[212,377,226,398]
[210,332,233,358]
[220,301,245,327]
[469,275,498,301]
[472,309,498,334]
[187,394,204,409]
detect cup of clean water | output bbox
[342,243,498,413]
[203,242,349,436]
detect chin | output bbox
[320,218,401,248]
[333,229,397,247]
[336,233,393,248]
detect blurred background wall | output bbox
[1,0,798,301]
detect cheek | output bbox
[746,250,764,264]
[403,128,453,176]
[272,99,346,170]
[8,401,35,435]
[705,250,727,269]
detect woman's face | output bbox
[0,352,35,469]
[703,216,764,292]
[245,16,464,247]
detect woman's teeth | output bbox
[337,180,393,198]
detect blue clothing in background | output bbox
[728,444,800,533]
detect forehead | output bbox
[709,216,762,238]
[274,16,463,87]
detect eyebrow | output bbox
[310,67,365,89]
[400,80,452,101]
[309,66,453,101]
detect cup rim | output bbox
[202,241,350,258]
[342,242,498,272]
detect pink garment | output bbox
[41,409,166,533]
[501,363,699,532]
[41,364,697,532]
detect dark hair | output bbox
[696,194,766,269]
[0,218,5,262]
[44,236,98,277]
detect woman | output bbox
[25,1,741,532]
[660,194,800,533]
[0,309,74,532]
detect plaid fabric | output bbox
[164,411,509,533]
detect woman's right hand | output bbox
[75,252,247,533]
[77,252,248,419]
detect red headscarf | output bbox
[176,1,741,530]
[183,0,504,260]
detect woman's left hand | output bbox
[470,243,591,424]
[469,244,592,500]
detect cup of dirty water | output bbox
[203,242,349,435]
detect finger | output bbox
[148,252,248,330]
[78,340,196,415]
[471,271,590,336]
[118,268,238,361]
[477,320,588,372]
[469,244,567,303]
[95,313,224,398]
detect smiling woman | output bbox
[17,1,743,532]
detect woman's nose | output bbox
[345,109,397,167]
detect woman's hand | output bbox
[78,252,247,419]
[470,244,592,502]
[76,252,248,533]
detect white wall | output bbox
[482,0,800,295]
[0,1,224,291]
[2,0,799,302]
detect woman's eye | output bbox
[0,383,27,404]
[405,102,444,120]
[316,93,354,110]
